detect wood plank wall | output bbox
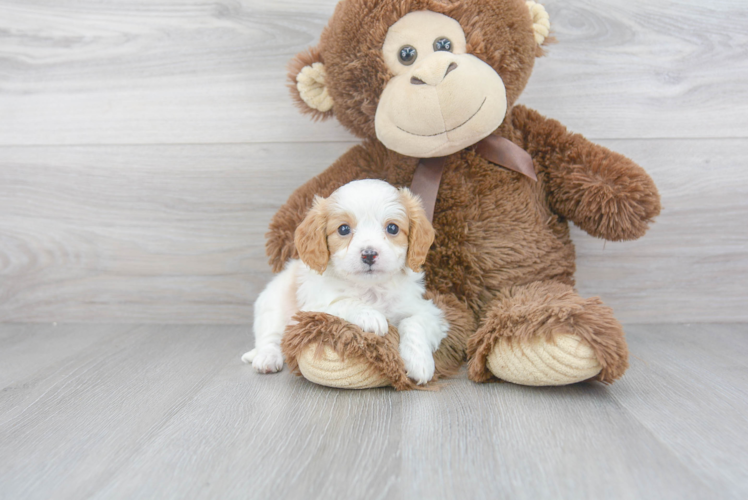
[1,0,746,324]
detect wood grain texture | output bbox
[0,0,746,322]
[0,323,135,387]
[0,0,746,145]
[609,323,748,497]
[398,380,713,500]
[0,325,249,500]
[1,1,745,498]
[1,139,746,323]
[0,323,746,499]
[0,142,350,323]
[573,138,748,322]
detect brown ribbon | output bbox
[409,156,447,222]
[475,135,537,182]
[410,135,536,222]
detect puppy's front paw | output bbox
[241,349,257,363]
[351,309,389,336]
[251,345,284,374]
[400,341,435,385]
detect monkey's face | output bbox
[289,0,549,154]
[375,11,507,158]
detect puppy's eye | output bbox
[337,224,351,236]
[433,37,452,52]
[398,45,417,66]
[386,223,399,235]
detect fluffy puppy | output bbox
[242,179,448,385]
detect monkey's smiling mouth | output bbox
[396,97,487,137]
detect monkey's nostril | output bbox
[445,62,458,78]
[361,249,378,266]
[410,76,426,85]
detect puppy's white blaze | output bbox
[247,179,448,384]
[331,179,406,220]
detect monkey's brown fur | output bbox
[273,0,660,387]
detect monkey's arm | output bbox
[511,105,661,241]
[266,143,378,272]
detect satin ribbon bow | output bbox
[410,135,536,222]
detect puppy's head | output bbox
[294,179,435,282]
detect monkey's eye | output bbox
[386,223,399,235]
[338,224,351,236]
[433,37,452,52]
[398,45,417,66]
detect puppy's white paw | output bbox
[251,346,284,374]
[400,341,435,385]
[241,349,257,363]
[352,309,389,336]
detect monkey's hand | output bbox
[512,105,661,241]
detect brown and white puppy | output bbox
[242,179,448,385]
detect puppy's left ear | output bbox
[294,196,330,274]
[400,188,436,272]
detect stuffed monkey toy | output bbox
[268,0,660,389]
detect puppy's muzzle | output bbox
[361,249,378,266]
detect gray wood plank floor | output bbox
[1,323,746,500]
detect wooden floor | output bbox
[0,323,746,499]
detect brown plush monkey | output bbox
[270,0,660,389]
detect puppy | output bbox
[241,179,449,385]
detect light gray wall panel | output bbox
[0,0,745,145]
[1,140,745,323]
[0,0,745,322]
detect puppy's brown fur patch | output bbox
[294,196,330,274]
[326,211,357,256]
[399,188,435,272]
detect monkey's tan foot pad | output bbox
[486,334,602,386]
[296,344,391,389]
[281,312,417,391]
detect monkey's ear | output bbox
[294,196,330,274]
[526,1,552,53]
[288,47,334,120]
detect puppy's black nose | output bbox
[361,249,378,266]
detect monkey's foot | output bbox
[282,299,471,390]
[281,312,414,390]
[297,343,391,389]
[468,281,628,386]
[485,333,601,386]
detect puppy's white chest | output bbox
[361,287,382,306]
[362,287,390,308]
[359,284,409,321]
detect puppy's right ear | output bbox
[288,46,334,120]
[294,196,330,274]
